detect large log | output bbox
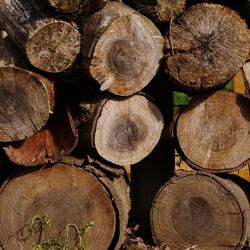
[0,161,130,249]
[123,0,186,23]
[3,103,78,167]
[164,3,250,92]
[78,94,164,166]
[0,36,55,142]
[151,171,250,250]
[176,90,250,173]
[0,0,81,73]
[81,1,164,96]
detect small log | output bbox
[47,0,82,12]
[3,104,78,167]
[176,90,250,173]
[0,37,55,142]
[0,163,119,250]
[81,1,164,96]
[164,3,250,92]
[151,171,250,250]
[243,61,250,94]
[123,0,186,23]
[0,0,81,73]
[78,94,164,166]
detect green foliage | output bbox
[26,215,94,250]
[173,91,192,106]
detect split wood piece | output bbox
[81,1,164,96]
[3,105,78,167]
[0,0,81,73]
[84,163,130,250]
[164,3,250,92]
[176,90,250,173]
[78,94,164,166]
[123,0,186,23]
[0,163,116,250]
[151,171,250,250]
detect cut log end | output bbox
[0,164,116,250]
[157,0,186,21]
[26,20,81,73]
[151,171,249,250]
[94,95,164,166]
[83,3,164,96]
[165,3,250,91]
[48,0,81,12]
[0,66,51,142]
[176,90,250,172]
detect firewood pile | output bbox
[0,0,249,249]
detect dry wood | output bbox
[3,104,78,167]
[176,90,250,173]
[151,171,250,250]
[47,0,81,12]
[78,94,164,166]
[0,0,81,73]
[0,37,55,142]
[164,3,250,92]
[0,163,116,249]
[81,1,164,96]
[123,0,186,23]
[243,61,250,94]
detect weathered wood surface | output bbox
[0,37,55,142]
[164,3,250,92]
[176,90,250,173]
[151,171,250,250]
[0,0,81,73]
[124,0,186,23]
[3,104,78,166]
[0,163,117,250]
[243,61,250,94]
[81,1,164,96]
[78,94,164,166]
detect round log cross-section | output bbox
[0,66,53,142]
[164,3,250,92]
[151,171,250,250]
[47,0,81,12]
[0,0,81,73]
[124,0,186,23]
[176,90,250,172]
[81,1,164,96]
[94,95,164,165]
[0,163,116,250]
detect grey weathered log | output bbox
[0,0,81,73]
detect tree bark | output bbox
[81,1,164,96]
[0,0,81,73]
[0,163,116,249]
[123,0,186,23]
[0,36,55,142]
[78,94,164,166]
[3,104,78,167]
[176,90,250,173]
[164,3,250,92]
[151,171,250,250]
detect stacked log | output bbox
[0,0,249,249]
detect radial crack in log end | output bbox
[176,90,250,173]
[82,2,164,96]
[151,171,250,250]
[26,20,81,73]
[164,3,250,92]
